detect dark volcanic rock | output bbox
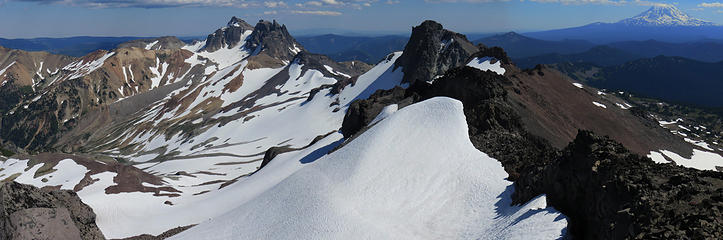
[203,17,255,52]
[411,66,559,179]
[245,20,304,63]
[470,46,512,65]
[0,182,105,240]
[340,86,417,138]
[515,130,723,239]
[393,20,479,85]
[260,146,294,170]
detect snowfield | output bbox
[0,51,407,239]
[648,149,723,171]
[467,57,506,75]
[171,97,567,240]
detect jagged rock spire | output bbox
[394,20,479,85]
[203,16,255,52]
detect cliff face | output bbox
[202,17,255,52]
[515,130,723,239]
[393,20,479,85]
[0,181,105,240]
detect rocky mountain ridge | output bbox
[0,17,721,240]
[1,16,383,239]
[338,21,722,238]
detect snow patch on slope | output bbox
[195,30,253,70]
[466,57,506,75]
[0,159,88,190]
[145,40,159,50]
[648,149,723,171]
[63,51,115,80]
[171,97,567,240]
[369,104,398,126]
[592,101,607,109]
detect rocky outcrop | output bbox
[295,51,370,82]
[259,146,294,170]
[203,17,254,52]
[340,86,416,138]
[515,130,723,239]
[245,20,303,63]
[0,181,105,240]
[393,20,479,85]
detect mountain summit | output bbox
[526,4,723,43]
[618,5,715,27]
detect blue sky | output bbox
[1,0,722,38]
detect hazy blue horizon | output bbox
[1,0,722,38]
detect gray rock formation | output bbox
[245,20,304,63]
[203,17,255,52]
[516,130,723,239]
[393,20,479,85]
[0,182,105,240]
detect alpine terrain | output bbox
[0,14,721,240]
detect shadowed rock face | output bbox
[245,20,304,63]
[515,130,723,239]
[203,17,255,52]
[0,182,105,240]
[340,86,416,139]
[393,20,479,85]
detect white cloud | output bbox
[264,10,278,14]
[699,2,723,8]
[321,0,342,5]
[291,10,343,15]
[296,1,323,7]
[263,1,287,7]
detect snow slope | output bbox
[648,149,723,171]
[0,51,405,238]
[466,57,506,75]
[171,97,567,240]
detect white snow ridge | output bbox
[467,57,506,75]
[171,97,567,240]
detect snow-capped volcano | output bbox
[618,5,715,27]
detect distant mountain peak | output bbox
[618,4,715,27]
[487,31,532,42]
